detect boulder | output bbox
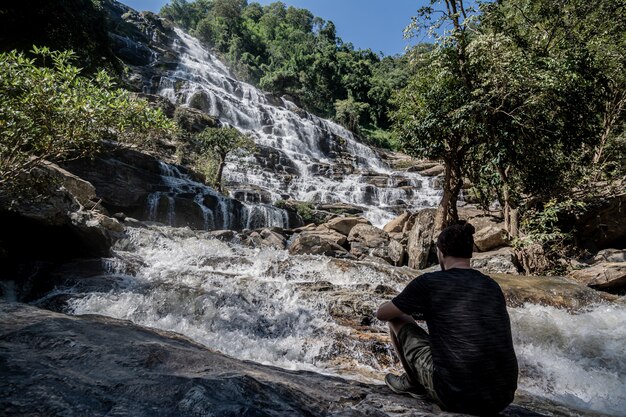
[383,211,411,233]
[568,263,626,294]
[471,247,521,275]
[288,234,348,257]
[419,164,445,177]
[259,228,287,250]
[592,248,626,264]
[348,224,404,266]
[474,226,509,252]
[42,161,98,209]
[0,301,544,417]
[491,274,616,309]
[325,216,370,236]
[406,208,437,269]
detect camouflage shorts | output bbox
[397,322,443,404]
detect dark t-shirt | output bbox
[392,268,518,415]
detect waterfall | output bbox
[58,225,626,416]
[154,28,442,227]
[145,160,290,230]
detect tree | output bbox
[334,96,369,134]
[395,0,480,232]
[193,126,255,192]
[0,47,177,194]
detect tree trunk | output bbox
[216,155,226,193]
[434,158,462,233]
[497,165,519,237]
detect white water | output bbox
[61,225,626,416]
[510,304,626,416]
[154,29,441,226]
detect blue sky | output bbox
[120,0,432,56]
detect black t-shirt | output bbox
[392,268,518,415]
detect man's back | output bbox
[392,268,518,415]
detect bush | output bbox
[0,47,178,192]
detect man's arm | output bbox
[376,301,406,322]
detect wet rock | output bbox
[0,302,544,417]
[325,216,371,236]
[474,226,510,252]
[406,208,437,269]
[471,247,521,275]
[568,263,626,294]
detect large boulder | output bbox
[383,211,414,234]
[474,226,509,252]
[491,274,616,309]
[471,247,521,275]
[592,248,626,264]
[288,234,349,257]
[348,224,405,266]
[325,216,370,236]
[568,263,626,294]
[406,208,437,269]
[0,301,543,417]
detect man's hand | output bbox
[376,301,405,322]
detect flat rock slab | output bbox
[0,301,546,417]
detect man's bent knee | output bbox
[388,314,417,336]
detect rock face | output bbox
[0,301,544,417]
[62,146,293,231]
[406,208,437,269]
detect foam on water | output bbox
[63,226,626,415]
[510,304,626,416]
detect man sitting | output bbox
[376,221,518,415]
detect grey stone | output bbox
[471,247,521,275]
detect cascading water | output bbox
[155,28,441,227]
[55,225,626,416]
[145,160,290,230]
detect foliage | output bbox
[158,0,410,133]
[192,126,256,192]
[0,47,177,192]
[274,199,316,224]
[334,97,369,134]
[395,0,625,234]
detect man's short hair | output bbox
[436,221,475,258]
